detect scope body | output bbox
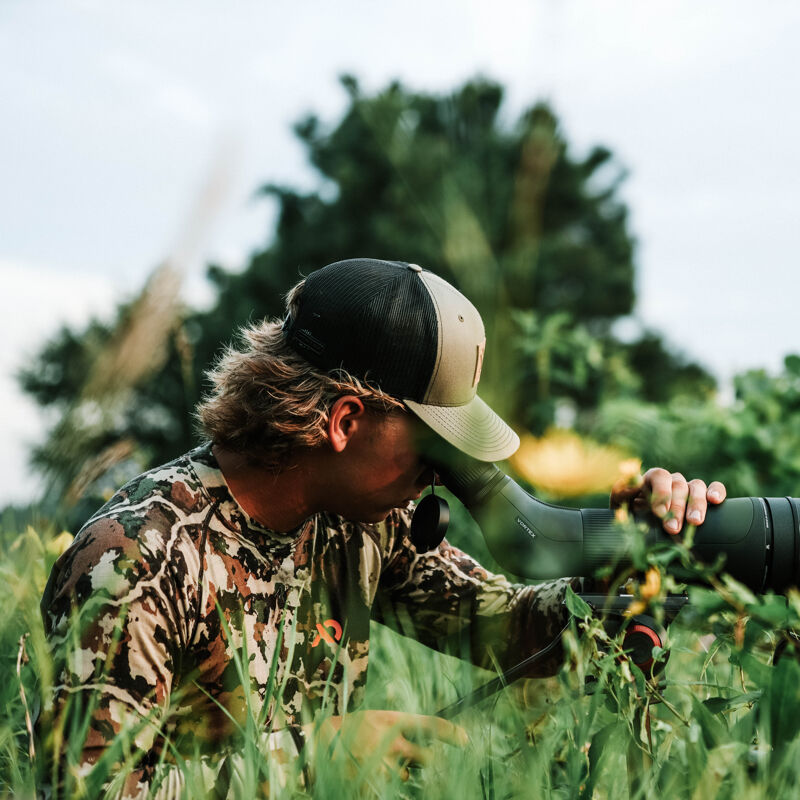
[437,458,800,594]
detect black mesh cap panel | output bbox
[286,259,439,401]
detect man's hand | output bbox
[610,468,727,535]
[308,709,468,782]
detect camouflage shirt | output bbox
[41,443,573,796]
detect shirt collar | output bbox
[186,442,305,544]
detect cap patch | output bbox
[473,339,486,388]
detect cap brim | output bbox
[404,394,520,462]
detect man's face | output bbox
[325,409,435,523]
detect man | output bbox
[41,259,725,797]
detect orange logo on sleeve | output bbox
[311,619,343,648]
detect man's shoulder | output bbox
[91,445,213,518]
[42,448,216,621]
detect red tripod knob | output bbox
[623,617,666,673]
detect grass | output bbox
[4,520,800,799]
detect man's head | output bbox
[283,259,519,463]
[195,304,404,473]
[197,259,518,486]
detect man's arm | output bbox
[374,469,729,676]
[40,517,189,798]
[374,508,575,677]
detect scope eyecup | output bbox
[419,437,508,507]
[435,460,507,507]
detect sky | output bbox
[2,0,799,506]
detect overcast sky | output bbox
[2,0,799,506]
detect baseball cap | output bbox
[283,258,519,462]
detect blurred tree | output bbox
[17,267,191,522]
[208,78,637,343]
[511,312,715,434]
[18,75,714,521]
[618,331,717,404]
[590,355,800,497]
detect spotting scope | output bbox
[412,453,800,594]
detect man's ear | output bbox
[327,396,366,453]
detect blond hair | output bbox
[195,281,405,468]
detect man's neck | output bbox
[212,445,316,533]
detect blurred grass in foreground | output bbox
[5,522,800,798]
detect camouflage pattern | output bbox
[41,443,575,797]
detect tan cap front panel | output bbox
[417,272,486,406]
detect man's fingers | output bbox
[685,479,710,526]
[708,481,727,504]
[376,759,408,785]
[401,713,469,747]
[329,710,468,784]
[643,468,674,519]
[614,468,728,534]
[391,736,432,767]
[663,473,689,534]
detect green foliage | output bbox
[509,310,715,435]
[619,331,717,405]
[513,310,630,433]
[589,354,800,496]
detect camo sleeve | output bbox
[40,514,190,798]
[375,509,576,677]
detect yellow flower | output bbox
[617,458,644,486]
[626,599,647,617]
[625,568,661,617]
[614,506,630,524]
[640,567,661,601]
[511,429,639,497]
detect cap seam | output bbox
[406,397,471,409]
[418,271,444,404]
